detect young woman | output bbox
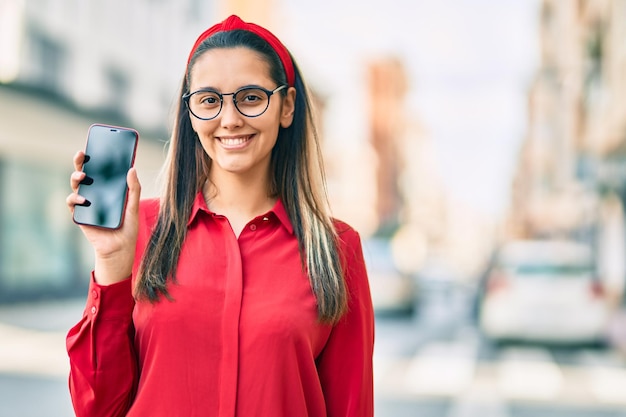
[66,15,374,417]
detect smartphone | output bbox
[73,124,139,229]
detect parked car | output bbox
[478,239,612,345]
[362,238,416,315]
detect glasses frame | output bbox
[183,85,288,121]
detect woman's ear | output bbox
[280,87,296,128]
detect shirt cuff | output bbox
[86,272,135,320]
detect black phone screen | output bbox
[73,124,138,229]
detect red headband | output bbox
[186,15,295,87]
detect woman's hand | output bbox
[66,151,141,285]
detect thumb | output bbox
[126,167,142,217]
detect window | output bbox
[0,158,87,299]
[28,30,66,94]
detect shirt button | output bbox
[91,306,97,315]
[92,290,98,299]
[249,224,257,231]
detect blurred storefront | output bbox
[0,0,212,300]
[0,84,166,301]
[509,0,626,304]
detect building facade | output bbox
[509,0,626,302]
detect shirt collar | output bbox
[187,191,211,227]
[187,191,294,235]
[270,198,294,235]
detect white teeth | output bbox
[220,136,250,145]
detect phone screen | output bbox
[73,124,138,229]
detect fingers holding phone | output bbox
[67,124,142,285]
[67,151,89,206]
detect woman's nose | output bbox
[219,98,244,128]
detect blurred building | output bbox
[0,0,222,134]
[364,57,492,281]
[510,0,626,302]
[367,58,407,236]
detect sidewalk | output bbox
[0,297,85,417]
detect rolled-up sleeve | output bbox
[317,228,375,417]
[66,274,137,417]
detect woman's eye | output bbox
[237,89,266,104]
[201,96,218,105]
[242,94,262,103]
[196,94,220,106]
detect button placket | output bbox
[90,288,100,315]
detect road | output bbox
[1,284,626,417]
[374,280,626,417]
[0,298,81,417]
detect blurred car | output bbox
[362,238,416,315]
[478,239,612,345]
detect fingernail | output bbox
[79,175,94,185]
[78,199,91,207]
[83,155,91,163]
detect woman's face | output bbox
[188,47,295,181]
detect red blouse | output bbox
[66,193,374,417]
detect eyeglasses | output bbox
[183,85,287,120]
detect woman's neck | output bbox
[203,170,276,236]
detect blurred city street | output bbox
[374,279,626,417]
[2,0,626,416]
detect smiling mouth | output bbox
[218,135,253,146]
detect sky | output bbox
[404,0,541,218]
[282,0,541,219]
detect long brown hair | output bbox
[135,30,347,324]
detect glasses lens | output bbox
[188,91,222,120]
[234,88,270,117]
